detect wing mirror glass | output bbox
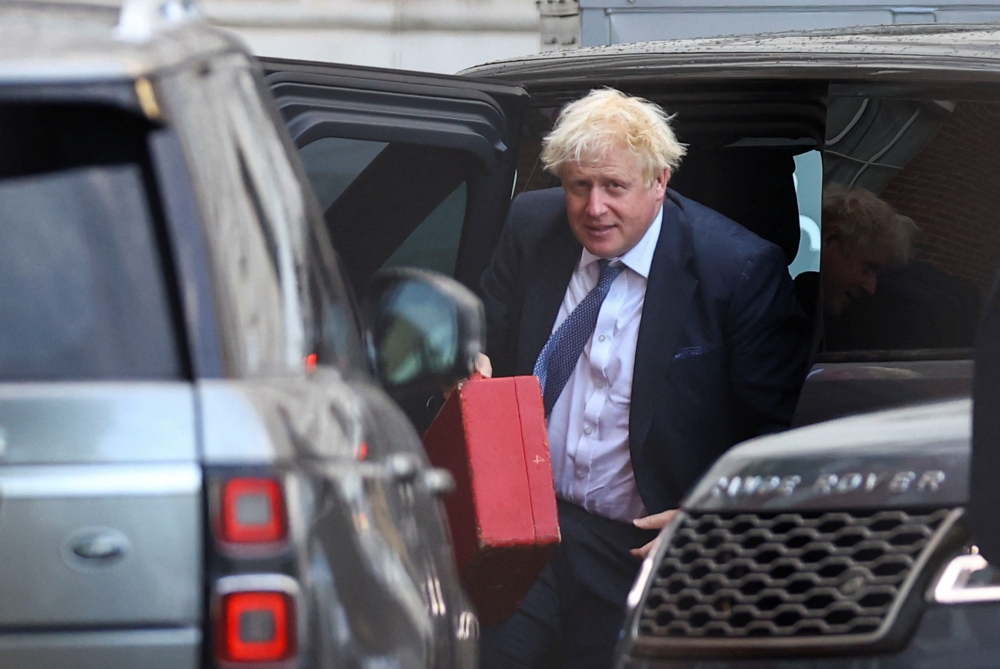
[362,268,484,396]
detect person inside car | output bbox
[813,184,985,352]
[476,88,810,669]
[817,183,918,317]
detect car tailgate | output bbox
[0,383,202,668]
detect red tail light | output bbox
[220,478,286,544]
[209,472,299,667]
[219,590,295,662]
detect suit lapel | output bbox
[630,193,697,456]
[516,217,581,375]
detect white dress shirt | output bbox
[546,207,663,523]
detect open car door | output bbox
[260,58,528,296]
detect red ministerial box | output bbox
[422,375,560,626]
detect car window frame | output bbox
[261,58,528,296]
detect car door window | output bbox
[299,137,467,284]
[299,137,387,210]
[298,136,471,289]
[296,140,371,372]
[264,64,527,296]
[0,103,181,381]
[382,182,467,276]
[820,92,1000,355]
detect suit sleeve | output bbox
[725,242,811,435]
[479,199,529,378]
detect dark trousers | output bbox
[479,500,658,669]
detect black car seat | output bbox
[669,145,802,264]
[670,144,821,367]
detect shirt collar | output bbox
[578,205,663,280]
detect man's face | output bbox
[561,145,669,259]
[821,236,889,316]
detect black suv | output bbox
[271,21,1000,669]
[463,26,1000,669]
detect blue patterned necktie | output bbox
[533,259,625,417]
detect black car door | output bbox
[261,58,528,296]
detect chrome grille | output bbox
[638,508,952,640]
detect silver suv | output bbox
[0,2,491,667]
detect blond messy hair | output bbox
[822,184,917,264]
[540,88,686,187]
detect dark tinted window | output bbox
[381,182,466,275]
[300,137,387,210]
[0,104,180,381]
[299,137,471,292]
[820,94,1000,356]
[287,141,374,371]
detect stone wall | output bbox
[203,0,540,73]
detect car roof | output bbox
[463,23,1000,89]
[0,0,241,85]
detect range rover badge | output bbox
[713,470,947,499]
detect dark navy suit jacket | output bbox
[480,187,810,513]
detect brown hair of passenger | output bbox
[821,184,917,316]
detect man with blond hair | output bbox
[478,89,809,668]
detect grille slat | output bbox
[638,508,951,640]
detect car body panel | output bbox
[198,379,301,463]
[686,398,970,512]
[0,383,197,464]
[617,602,1000,668]
[615,401,976,666]
[148,127,226,380]
[0,462,202,627]
[0,384,201,661]
[465,25,1000,86]
[0,628,201,669]
[289,372,476,668]
[793,359,972,427]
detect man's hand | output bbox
[630,509,679,559]
[444,354,493,400]
[473,353,493,379]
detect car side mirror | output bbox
[362,268,485,397]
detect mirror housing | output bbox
[362,268,485,397]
